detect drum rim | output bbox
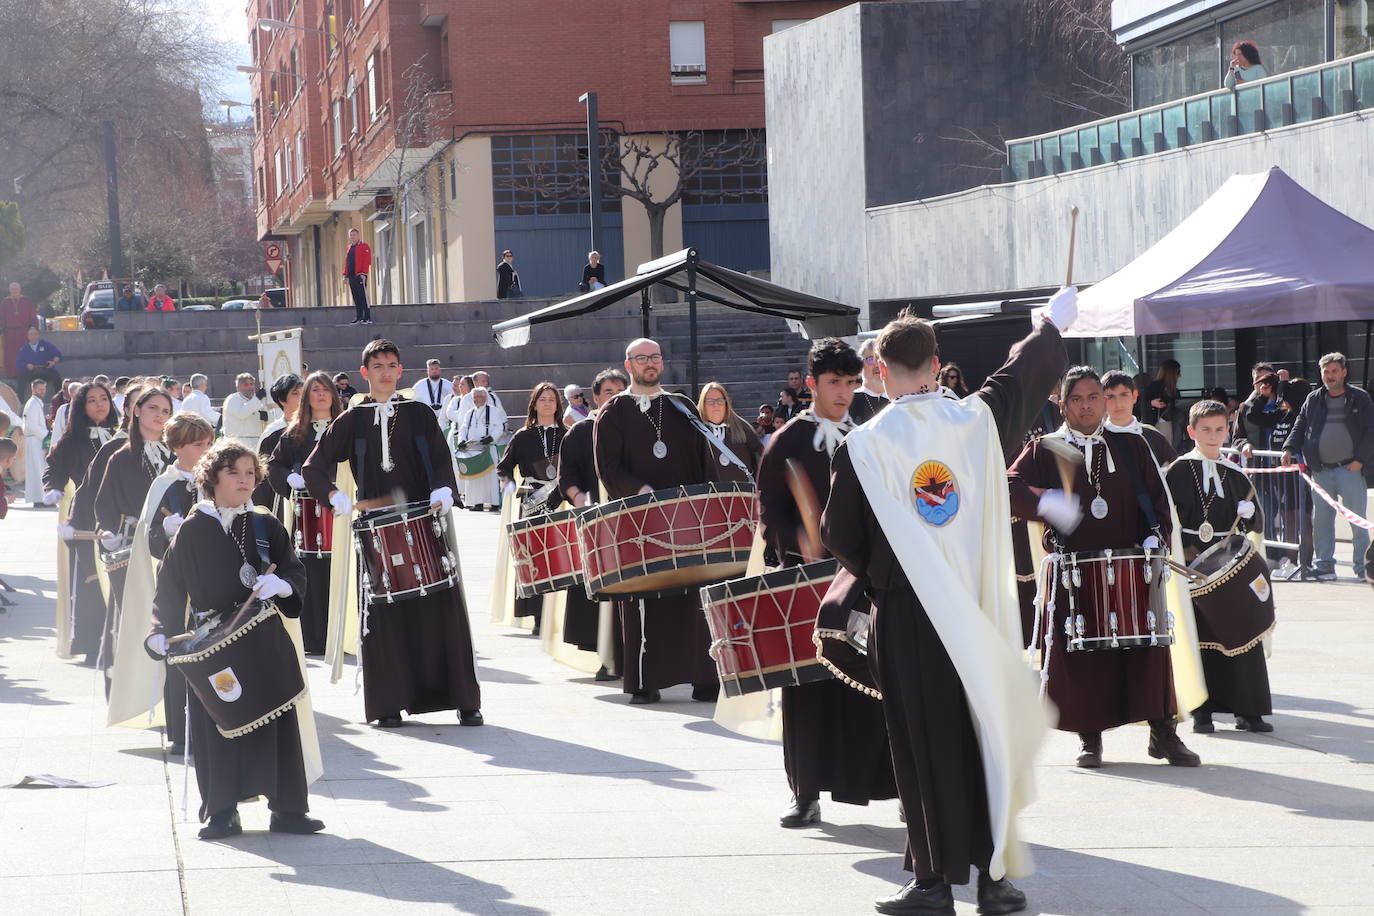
[718,659,833,697]
[167,601,280,665]
[515,571,583,598]
[369,573,458,604]
[507,507,582,533]
[575,481,755,523]
[587,549,748,593]
[354,500,441,528]
[700,558,839,604]
[1060,547,1166,562]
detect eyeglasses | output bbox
[629,354,663,365]
[863,356,878,365]
[703,397,726,406]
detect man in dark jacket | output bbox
[1282,352,1374,579]
[114,285,141,312]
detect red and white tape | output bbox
[1239,463,1374,531]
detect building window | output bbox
[332,98,343,152]
[366,53,379,120]
[346,74,359,136]
[324,3,337,55]
[490,133,623,217]
[275,147,284,197]
[449,160,457,199]
[295,131,305,185]
[669,21,706,84]
[1337,0,1374,56]
[1220,0,1324,77]
[1131,28,1217,108]
[289,46,299,98]
[257,166,265,203]
[680,130,768,206]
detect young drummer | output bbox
[253,374,303,518]
[144,439,321,839]
[1167,400,1274,734]
[1101,369,1178,468]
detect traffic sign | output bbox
[265,243,282,259]
[265,257,284,274]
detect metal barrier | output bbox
[1221,447,1311,577]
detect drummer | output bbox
[1166,400,1274,735]
[267,371,343,655]
[558,367,627,672]
[452,386,506,512]
[593,337,721,705]
[1008,367,1201,769]
[143,439,321,839]
[302,338,483,729]
[1102,369,1178,468]
[496,381,567,635]
[756,338,895,828]
[253,374,304,519]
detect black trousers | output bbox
[347,274,370,321]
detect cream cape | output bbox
[711,530,785,741]
[54,482,76,659]
[325,460,362,682]
[847,391,1048,881]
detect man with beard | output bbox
[757,338,895,828]
[593,338,720,704]
[419,359,454,430]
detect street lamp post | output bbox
[578,92,602,266]
[219,99,250,129]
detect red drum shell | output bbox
[1054,548,1174,652]
[352,502,458,604]
[293,491,335,557]
[576,482,756,598]
[507,507,583,598]
[699,559,838,697]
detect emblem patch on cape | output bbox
[1249,575,1271,602]
[210,668,242,702]
[911,460,960,527]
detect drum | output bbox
[577,482,757,598]
[292,490,334,558]
[507,507,582,598]
[700,559,838,697]
[100,544,132,573]
[1056,547,1174,652]
[353,501,459,604]
[166,601,306,739]
[455,445,496,479]
[1187,534,1275,654]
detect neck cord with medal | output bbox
[225,511,259,589]
[537,424,559,479]
[649,394,668,459]
[1188,458,1221,543]
[708,421,732,466]
[1085,442,1109,520]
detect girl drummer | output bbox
[144,439,319,840]
[267,371,343,655]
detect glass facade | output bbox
[1133,28,1218,109]
[1220,0,1325,77]
[490,134,623,218]
[1337,0,1374,56]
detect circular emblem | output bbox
[911,460,960,527]
[457,462,469,475]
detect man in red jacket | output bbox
[344,227,372,324]
[146,283,176,311]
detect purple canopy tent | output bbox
[1071,167,1374,339]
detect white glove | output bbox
[145,633,168,658]
[162,513,185,538]
[430,486,454,514]
[329,490,353,514]
[1237,499,1256,519]
[252,572,292,599]
[1036,285,1078,332]
[43,490,62,506]
[57,523,75,541]
[503,481,517,496]
[287,472,306,490]
[101,533,124,551]
[1142,535,1162,550]
[1037,489,1083,534]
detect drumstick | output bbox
[1065,205,1080,287]
[353,488,409,514]
[785,458,823,564]
[237,562,278,616]
[1040,437,1085,494]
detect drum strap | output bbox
[414,430,435,492]
[663,396,752,481]
[252,512,272,572]
[353,421,369,497]
[1107,434,1162,537]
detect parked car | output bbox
[220,298,258,310]
[181,303,216,312]
[80,289,116,329]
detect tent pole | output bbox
[640,288,651,339]
[1364,320,1372,390]
[687,254,699,395]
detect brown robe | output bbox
[497,424,565,620]
[555,416,601,651]
[821,321,1066,884]
[1007,429,1176,733]
[150,509,309,820]
[47,430,113,659]
[707,413,763,484]
[302,396,481,721]
[268,426,331,655]
[593,391,719,693]
[758,413,896,806]
[94,441,168,669]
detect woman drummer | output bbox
[696,381,762,482]
[496,382,565,632]
[46,381,119,662]
[267,371,343,655]
[144,439,319,840]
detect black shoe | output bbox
[779,797,821,828]
[1192,712,1215,734]
[1314,569,1338,582]
[691,683,720,702]
[1076,731,1103,768]
[376,714,403,728]
[348,319,361,325]
[198,809,242,840]
[167,742,185,757]
[875,879,954,915]
[269,812,326,834]
[459,709,484,726]
[628,689,661,705]
[531,625,541,637]
[594,665,617,682]
[977,870,1027,915]
[1236,715,1274,733]
[487,505,500,513]
[1148,719,1201,766]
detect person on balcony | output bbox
[1224,41,1267,89]
[344,227,372,325]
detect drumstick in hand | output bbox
[786,458,824,564]
[1040,437,1085,495]
[238,562,278,615]
[1066,205,1080,287]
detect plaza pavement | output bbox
[0,501,1371,915]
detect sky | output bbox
[199,0,254,117]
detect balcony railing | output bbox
[1005,49,1374,182]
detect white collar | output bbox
[1179,448,1245,495]
[1048,423,1116,474]
[144,440,171,468]
[618,388,665,412]
[855,385,883,398]
[174,465,196,481]
[362,394,402,471]
[312,418,330,434]
[892,386,958,406]
[1105,417,1143,435]
[195,499,252,533]
[90,427,114,445]
[801,411,852,456]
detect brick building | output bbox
[247,0,869,308]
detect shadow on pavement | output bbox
[1098,761,1374,821]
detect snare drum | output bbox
[292,490,334,558]
[166,601,306,739]
[100,544,132,573]
[507,507,582,598]
[1188,534,1275,654]
[577,482,756,598]
[1055,547,1174,652]
[353,501,459,604]
[700,559,838,697]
